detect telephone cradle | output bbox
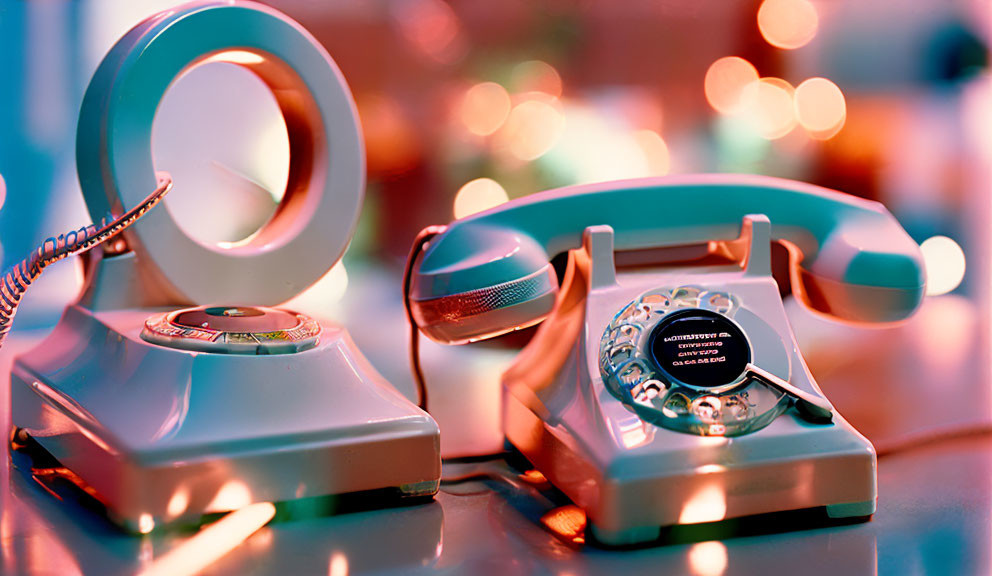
[408,175,926,546]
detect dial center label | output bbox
[650,309,751,388]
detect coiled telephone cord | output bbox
[0,172,173,349]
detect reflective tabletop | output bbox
[1,270,990,576]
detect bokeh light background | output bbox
[0,1,989,450]
[4,0,987,302]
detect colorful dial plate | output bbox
[142,305,320,355]
[599,285,790,437]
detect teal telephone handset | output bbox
[410,174,924,344]
[407,174,925,545]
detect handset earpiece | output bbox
[408,224,558,344]
[793,214,926,322]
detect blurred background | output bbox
[0,0,989,457]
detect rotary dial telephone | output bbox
[407,174,925,545]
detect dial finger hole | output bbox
[618,361,648,388]
[608,343,636,367]
[662,392,691,417]
[671,286,702,307]
[616,302,639,323]
[641,293,672,311]
[632,379,666,405]
[643,379,665,399]
[619,302,652,323]
[723,396,750,420]
[703,292,735,314]
[608,323,641,344]
[692,395,722,422]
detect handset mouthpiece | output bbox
[408,223,559,344]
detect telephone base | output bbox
[506,389,875,547]
[9,428,437,531]
[9,304,441,532]
[825,500,875,518]
[497,223,879,547]
[583,503,873,548]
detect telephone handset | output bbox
[407,174,925,545]
[410,174,925,345]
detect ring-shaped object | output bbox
[142,305,321,355]
[76,0,364,305]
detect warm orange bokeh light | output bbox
[328,551,349,576]
[633,130,671,176]
[358,94,420,174]
[688,541,729,576]
[498,98,566,161]
[392,0,465,64]
[453,177,509,219]
[460,82,512,136]
[510,60,563,98]
[678,484,728,524]
[920,235,966,296]
[167,488,191,519]
[704,56,759,115]
[757,0,819,50]
[739,77,797,140]
[794,77,847,139]
[138,502,276,576]
[138,513,155,534]
[540,504,587,544]
[519,469,549,485]
[206,480,252,512]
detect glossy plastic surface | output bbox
[411,175,926,344]
[11,305,440,530]
[501,222,876,545]
[76,0,364,306]
[598,287,791,437]
[0,267,987,574]
[141,305,321,355]
[9,1,440,531]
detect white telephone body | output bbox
[407,175,925,545]
[9,1,440,532]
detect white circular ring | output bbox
[76,1,364,305]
